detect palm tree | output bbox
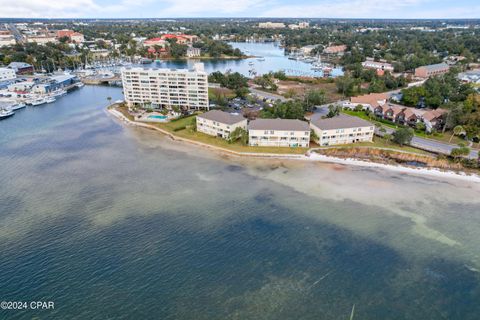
[449,125,465,143]
[107,96,112,105]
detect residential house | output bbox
[343,93,389,111]
[248,119,310,147]
[196,110,247,139]
[374,102,448,132]
[310,114,374,146]
[422,109,448,132]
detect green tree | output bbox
[450,125,465,142]
[392,128,414,146]
[450,146,470,160]
[415,122,426,132]
[228,127,248,145]
[326,105,341,118]
[304,89,326,112]
[310,129,319,142]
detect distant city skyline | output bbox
[0,0,479,19]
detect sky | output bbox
[0,0,479,19]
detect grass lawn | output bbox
[276,79,343,103]
[150,115,309,155]
[208,87,236,101]
[116,105,135,121]
[113,107,430,156]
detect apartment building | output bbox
[56,29,85,43]
[196,110,247,139]
[414,63,450,78]
[361,58,394,72]
[310,114,374,146]
[323,45,347,55]
[248,119,310,147]
[121,63,209,111]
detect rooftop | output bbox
[249,118,310,131]
[418,63,450,72]
[311,114,373,130]
[8,62,32,69]
[197,110,245,125]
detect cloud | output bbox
[0,0,476,18]
[0,0,100,18]
[261,0,430,18]
[158,0,270,16]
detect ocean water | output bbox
[1,86,480,319]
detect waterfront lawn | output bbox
[116,104,135,121]
[152,116,308,154]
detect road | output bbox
[249,87,288,102]
[7,23,24,44]
[312,104,479,159]
[377,127,479,159]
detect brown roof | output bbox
[311,114,373,130]
[423,109,447,121]
[197,110,245,125]
[350,93,388,108]
[386,104,405,117]
[249,119,310,131]
[403,108,417,119]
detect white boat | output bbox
[75,82,85,88]
[0,108,15,119]
[30,98,47,106]
[46,97,56,103]
[10,103,26,111]
[51,89,67,97]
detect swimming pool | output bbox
[148,115,168,120]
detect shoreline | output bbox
[106,107,480,183]
[156,55,256,61]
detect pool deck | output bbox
[135,112,174,123]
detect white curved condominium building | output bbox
[121,63,209,110]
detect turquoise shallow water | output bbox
[1,85,480,319]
